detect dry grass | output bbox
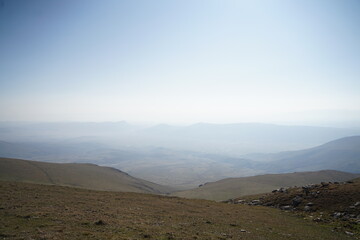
[0,181,353,240]
[235,178,360,238]
[0,157,174,194]
[173,170,359,201]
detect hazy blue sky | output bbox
[1,0,360,125]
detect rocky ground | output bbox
[226,178,360,238]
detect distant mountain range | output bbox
[0,135,360,189]
[172,136,360,200]
[0,157,174,194]
[1,122,359,155]
[254,136,360,173]
[137,122,360,155]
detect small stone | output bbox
[304,206,311,212]
[281,205,292,211]
[94,220,105,225]
[333,212,343,218]
[321,182,329,187]
[292,196,302,207]
[240,229,247,233]
[250,200,261,205]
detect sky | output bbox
[1,0,360,125]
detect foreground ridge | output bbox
[227,178,360,238]
[0,181,352,240]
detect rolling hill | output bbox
[0,141,262,189]
[257,136,360,173]
[172,170,360,201]
[0,157,174,194]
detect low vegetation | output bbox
[0,181,354,240]
[229,178,360,238]
[173,170,359,201]
[0,157,174,194]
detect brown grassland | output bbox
[234,178,360,238]
[0,181,354,240]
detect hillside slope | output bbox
[0,181,352,240]
[231,178,360,237]
[258,136,360,173]
[172,170,359,201]
[0,157,174,194]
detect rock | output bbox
[240,229,247,233]
[321,182,329,187]
[304,206,311,212]
[345,231,354,236]
[333,212,344,218]
[236,200,245,204]
[292,196,302,207]
[310,192,317,197]
[94,220,105,225]
[306,202,314,207]
[354,201,360,207]
[250,200,261,206]
[281,205,292,211]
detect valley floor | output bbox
[0,181,353,240]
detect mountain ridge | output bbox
[257,136,360,173]
[0,157,175,194]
